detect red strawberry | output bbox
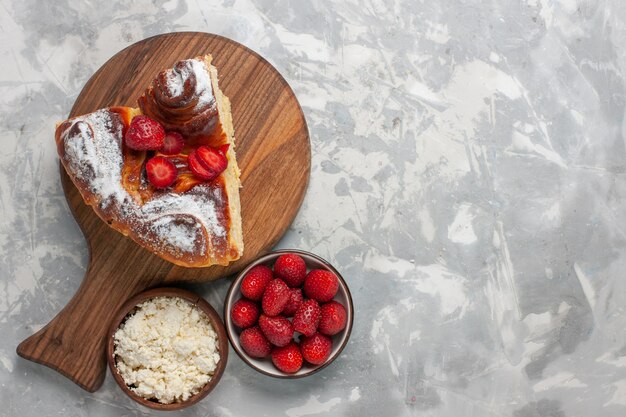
[282,288,303,317]
[125,115,165,150]
[300,332,332,365]
[318,301,347,336]
[188,145,228,181]
[240,265,273,301]
[239,326,271,358]
[230,299,260,329]
[160,131,184,155]
[271,342,303,373]
[258,314,294,347]
[218,143,230,155]
[145,156,177,188]
[274,253,307,287]
[188,149,213,180]
[262,279,290,316]
[293,299,321,337]
[304,270,339,303]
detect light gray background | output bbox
[2,0,626,416]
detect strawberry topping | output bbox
[218,143,230,155]
[188,149,213,180]
[160,131,185,155]
[188,145,228,181]
[145,156,177,188]
[125,115,165,151]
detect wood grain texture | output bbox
[17,32,310,392]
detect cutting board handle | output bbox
[16,253,153,392]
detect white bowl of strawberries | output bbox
[224,250,353,377]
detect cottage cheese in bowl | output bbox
[112,295,221,405]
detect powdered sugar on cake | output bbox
[63,110,130,207]
[61,109,226,259]
[164,59,215,111]
[142,188,225,255]
[190,60,214,108]
[148,216,202,254]
[164,71,184,97]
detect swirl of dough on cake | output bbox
[58,109,130,208]
[138,59,218,137]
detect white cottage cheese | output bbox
[113,296,220,404]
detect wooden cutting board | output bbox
[17,32,310,392]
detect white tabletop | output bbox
[2,0,626,416]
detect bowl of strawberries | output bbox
[224,250,353,377]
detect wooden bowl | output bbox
[224,250,354,378]
[106,287,228,410]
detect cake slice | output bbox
[55,56,243,267]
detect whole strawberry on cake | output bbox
[55,56,243,267]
